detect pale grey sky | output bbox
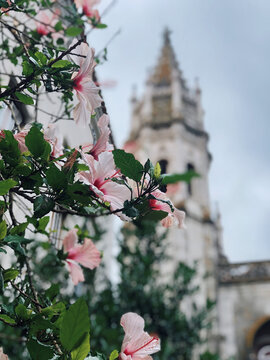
[90,0,270,263]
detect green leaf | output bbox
[0,269,4,295]
[0,131,21,166]
[71,332,90,360]
[34,51,47,65]
[38,216,50,231]
[0,179,17,195]
[15,92,34,105]
[25,125,51,160]
[0,220,7,240]
[123,200,139,218]
[95,23,107,29]
[0,1,9,7]
[0,314,16,325]
[41,302,65,317]
[67,183,92,205]
[4,235,31,245]
[54,20,63,32]
[60,298,90,352]
[65,27,83,37]
[22,61,34,76]
[27,339,54,360]
[142,210,168,222]
[46,164,67,191]
[3,268,19,283]
[113,149,143,182]
[161,170,200,185]
[15,304,30,320]
[10,222,28,235]
[109,350,119,360]
[34,195,54,218]
[45,283,60,301]
[51,59,71,68]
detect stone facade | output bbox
[125,29,270,359]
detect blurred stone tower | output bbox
[125,28,222,354]
[125,28,270,360]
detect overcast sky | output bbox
[90,0,270,263]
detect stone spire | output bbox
[129,27,204,140]
[148,27,180,87]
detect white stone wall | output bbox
[218,281,270,359]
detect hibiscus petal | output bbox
[103,181,131,211]
[89,114,111,160]
[74,93,91,126]
[67,260,85,285]
[72,238,101,270]
[174,208,186,229]
[94,151,116,180]
[128,333,160,357]
[81,79,102,111]
[121,313,145,338]
[63,229,78,252]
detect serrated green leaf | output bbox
[34,195,54,218]
[113,149,143,182]
[51,59,71,68]
[25,125,51,160]
[15,92,34,105]
[65,27,83,37]
[60,298,90,352]
[46,164,67,191]
[0,179,17,195]
[71,332,90,360]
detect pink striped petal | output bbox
[67,260,84,285]
[63,229,78,252]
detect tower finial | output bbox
[163,27,172,44]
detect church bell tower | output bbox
[125,28,223,354]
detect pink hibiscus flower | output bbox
[120,312,160,360]
[69,41,102,126]
[36,10,59,36]
[44,124,63,158]
[63,229,101,285]
[12,124,63,158]
[78,151,130,212]
[0,348,8,360]
[14,130,28,153]
[82,114,113,160]
[74,0,100,21]
[149,190,186,229]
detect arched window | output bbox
[159,159,168,174]
[253,320,270,358]
[186,163,195,196]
